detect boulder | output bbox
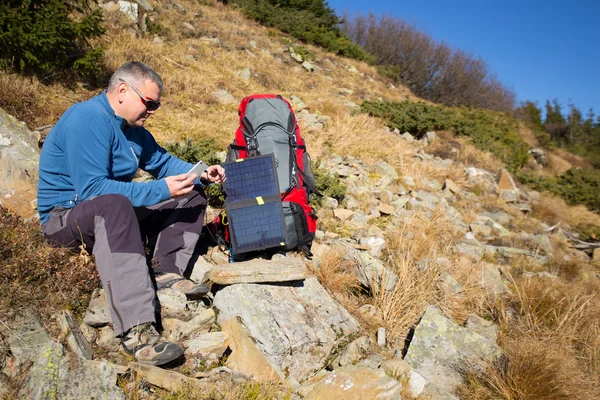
[184,332,229,359]
[213,277,360,382]
[18,340,124,399]
[213,89,236,104]
[495,168,519,202]
[302,366,402,400]
[0,108,39,193]
[57,310,93,360]
[221,318,284,383]
[405,306,503,393]
[336,336,371,367]
[4,312,52,371]
[206,258,307,284]
[83,289,111,327]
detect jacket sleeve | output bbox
[63,114,171,207]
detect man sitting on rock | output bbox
[37,61,225,366]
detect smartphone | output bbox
[186,160,208,179]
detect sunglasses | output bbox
[119,78,161,111]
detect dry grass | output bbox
[309,250,361,296]
[533,194,600,236]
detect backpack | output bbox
[224,94,320,256]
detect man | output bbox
[37,61,225,366]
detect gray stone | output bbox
[405,306,503,393]
[97,326,120,350]
[289,49,303,63]
[465,314,499,343]
[324,196,338,209]
[83,289,111,327]
[18,340,124,399]
[207,258,307,284]
[182,21,195,32]
[152,35,164,45]
[213,277,360,382]
[377,327,386,347]
[401,176,415,187]
[302,61,315,72]
[57,310,93,360]
[338,336,371,367]
[350,209,369,226]
[188,256,213,283]
[377,190,394,204]
[184,332,229,359]
[400,132,415,141]
[470,223,492,237]
[480,263,511,295]
[79,322,97,345]
[157,288,195,319]
[0,108,40,193]
[443,179,460,194]
[118,0,138,22]
[290,95,306,111]
[352,250,398,292]
[425,131,436,144]
[237,67,251,82]
[356,353,384,369]
[440,272,463,296]
[213,89,236,104]
[200,36,221,45]
[134,0,153,11]
[375,161,398,179]
[5,312,52,369]
[534,234,553,255]
[377,204,395,215]
[334,208,354,221]
[345,195,360,209]
[208,247,229,264]
[455,243,484,260]
[359,236,386,257]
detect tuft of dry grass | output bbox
[309,250,361,296]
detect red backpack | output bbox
[220,94,320,256]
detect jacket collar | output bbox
[98,90,128,132]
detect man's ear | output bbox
[117,82,128,104]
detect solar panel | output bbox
[223,155,287,254]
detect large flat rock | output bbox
[0,107,39,192]
[405,305,503,394]
[213,277,360,382]
[207,258,307,284]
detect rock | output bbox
[118,0,138,22]
[359,236,386,258]
[324,196,339,209]
[377,204,395,215]
[351,210,369,226]
[455,243,484,261]
[443,179,461,194]
[206,258,307,284]
[480,263,511,295]
[129,362,205,392]
[338,336,371,367]
[0,108,40,193]
[221,318,284,383]
[289,49,303,63]
[594,248,600,262]
[334,208,354,221]
[182,21,195,33]
[401,176,415,187]
[400,132,414,141]
[302,61,315,72]
[356,353,384,369]
[345,195,360,209]
[97,326,120,350]
[208,247,229,264]
[19,340,125,399]
[213,89,237,104]
[405,306,503,393]
[375,161,398,179]
[200,36,221,45]
[57,310,93,360]
[237,67,251,82]
[152,35,164,45]
[377,190,394,204]
[157,288,195,319]
[347,65,358,73]
[534,234,553,255]
[440,272,463,296]
[179,308,216,338]
[213,277,360,382]
[470,223,492,237]
[303,366,402,400]
[381,359,435,398]
[83,289,111,327]
[377,327,386,347]
[290,95,306,111]
[529,148,547,166]
[189,256,213,283]
[79,323,97,345]
[425,131,436,144]
[350,250,398,292]
[465,314,499,343]
[5,312,52,369]
[495,168,518,202]
[184,332,229,359]
[161,318,184,342]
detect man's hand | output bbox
[201,165,226,184]
[165,174,196,197]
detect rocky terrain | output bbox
[1,1,600,399]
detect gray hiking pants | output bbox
[42,187,207,336]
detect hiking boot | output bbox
[155,272,210,297]
[121,323,183,366]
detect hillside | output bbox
[1,1,600,399]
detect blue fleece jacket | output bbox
[37,91,197,224]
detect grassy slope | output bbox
[1,1,600,399]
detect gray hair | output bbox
[107,61,164,93]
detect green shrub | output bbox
[228,0,373,62]
[162,138,225,207]
[312,160,346,207]
[0,0,105,81]
[555,168,600,212]
[361,100,530,171]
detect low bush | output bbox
[361,100,530,171]
[312,160,346,206]
[163,138,225,207]
[228,0,374,63]
[0,206,98,323]
[0,0,105,83]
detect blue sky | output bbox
[327,0,599,118]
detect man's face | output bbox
[121,79,161,127]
